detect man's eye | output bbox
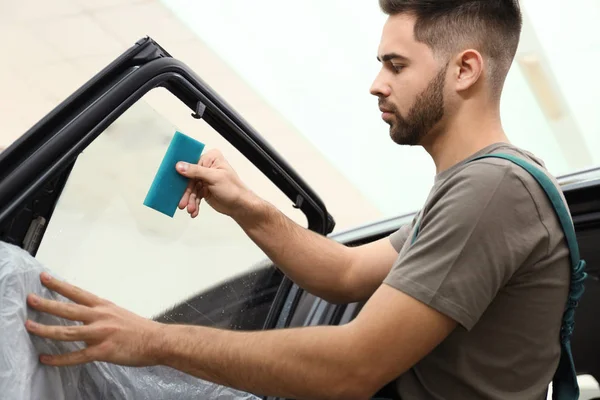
[392,65,404,73]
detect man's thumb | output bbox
[176,162,216,182]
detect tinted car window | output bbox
[155,259,283,330]
[33,88,306,330]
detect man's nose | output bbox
[370,73,391,98]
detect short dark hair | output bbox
[379,0,522,96]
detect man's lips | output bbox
[380,107,394,120]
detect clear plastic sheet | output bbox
[0,241,261,400]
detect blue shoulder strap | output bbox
[411,153,587,400]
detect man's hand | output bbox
[25,272,457,398]
[176,149,258,219]
[25,272,164,367]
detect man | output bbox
[25,1,571,399]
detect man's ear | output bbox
[452,49,484,92]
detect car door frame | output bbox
[0,37,335,334]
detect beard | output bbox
[381,65,447,146]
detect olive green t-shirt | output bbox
[385,142,570,400]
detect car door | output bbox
[0,36,336,362]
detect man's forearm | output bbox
[156,323,370,400]
[233,194,356,303]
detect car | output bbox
[0,37,599,400]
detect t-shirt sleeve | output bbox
[389,223,413,253]
[383,162,549,330]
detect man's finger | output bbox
[39,348,94,367]
[191,182,203,218]
[192,198,201,218]
[176,163,218,183]
[193,197,201,218]
[179,182,195,210]
[199,149,221,168]
[26,320,97,342]
[39,273,103,307]
[27,294,94,323]
[187,191,197,215]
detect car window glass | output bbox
[34,88,306,330]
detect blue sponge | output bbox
[143,131,205,217]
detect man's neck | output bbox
[423,108,509,174]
